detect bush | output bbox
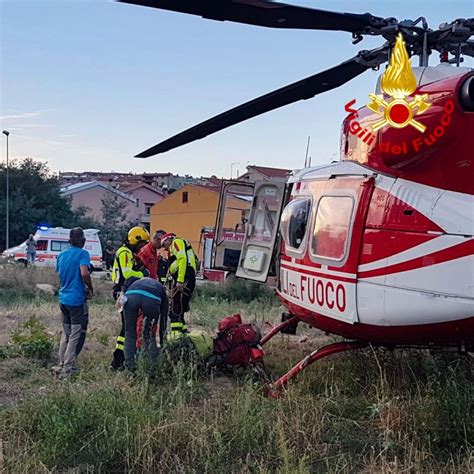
[196,279,276,304]
[11,316,54,359]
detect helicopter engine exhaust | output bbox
[459,75,474,111]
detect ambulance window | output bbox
[281,198,311,251]
[36,240,47,251]
[312,196,353,261]
[51,240,70,252]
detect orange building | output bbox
[150,185,250,258]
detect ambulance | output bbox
[3,227,103,269]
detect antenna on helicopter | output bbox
[304,136,311,168]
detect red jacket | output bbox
[138,242,158,279]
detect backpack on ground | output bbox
[212,315,261,368]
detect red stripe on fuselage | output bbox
[359,239,474,279]
[279,297,474,348]
[280,263,356,283]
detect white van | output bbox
[3,227,103,269]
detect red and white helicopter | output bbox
[119,1,474,393]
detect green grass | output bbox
[0,268,473,472]
[2,348,472,473]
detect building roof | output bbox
[200,176,223,187]
[246,165,292,179]
[191,184,221,193]
[60,181,137,203]
[122,182,164,196]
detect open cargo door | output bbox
[212,180,254,271]
[236,181,287,282]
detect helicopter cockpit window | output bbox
[280,198,311,251]
[312,196,353,261]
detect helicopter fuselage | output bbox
[276,66,474,350]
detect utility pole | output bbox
[2,130,9,250]
[230,162,240,179]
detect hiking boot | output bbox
[59,367,80,379]
[110,363,125,372]
[50,365,63,375]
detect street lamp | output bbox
[2,130,9,250]
[230,162,240,179]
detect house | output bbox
[198,175,223,188]
[150,184,250,257]
[237,165,292,183]
[61,181,139,225]
[122,183,164,230]
[59,171,199,194]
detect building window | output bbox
[144,203,153,215]
[36,240,48,251]
[311,196,353,261]
[280,198,311,251]
[182,191,189,203]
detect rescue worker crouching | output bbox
[110,226,150,370]
[120,276,168,372]
[161,233,197,337]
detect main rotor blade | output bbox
[118,0,389,34]
[135,52,385,158]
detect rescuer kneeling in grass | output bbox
[119,277,168,371]
[110,226,150,370]
[160,233,197,336]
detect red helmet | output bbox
[160,232,176,246]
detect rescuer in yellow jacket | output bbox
[161,233,198,335]
[110,226,149,370]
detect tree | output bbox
[100,192,131,243]
[73,205,102,231]
[0,158,79,250]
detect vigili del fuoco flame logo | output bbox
[343,33,455,156]
[368,33,431,132]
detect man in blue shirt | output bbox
[54,227,94,377]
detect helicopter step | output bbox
[260,314,300,346]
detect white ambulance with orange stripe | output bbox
[4,227,103,269]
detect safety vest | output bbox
[111,245,144,286]
[169,238,197,283]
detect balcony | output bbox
[139,213,151,224]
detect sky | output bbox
[1,0,473,178]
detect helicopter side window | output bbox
[312,196,353,261]
[280,198,311,251]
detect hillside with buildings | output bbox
[58,166,291,239]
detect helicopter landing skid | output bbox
[265,341,369,399]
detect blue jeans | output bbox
[27,252,36,264]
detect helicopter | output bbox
[118,1,474,394]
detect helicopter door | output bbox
[236,181,287,282]
[212,180,255,271]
